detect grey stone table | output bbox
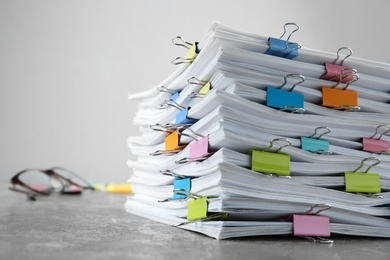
[1,181,389,260]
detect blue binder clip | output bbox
[170,91,180,101]
[266,74,305,113]
[265,23,300,59]
[173,178,191,199]
[265,38,300,59]
[176,107,198,125]
[156,86,182,109]
[159,170,192,202]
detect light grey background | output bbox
[1,0,390,183]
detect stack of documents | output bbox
[124,22,390,241]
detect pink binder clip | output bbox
[321,63,355,83]
[362,125,390,153]
[321,47,354,83]
[293,204,333,243]
[189,135,213,159]
[175,132,213,164]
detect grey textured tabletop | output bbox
[1,181,389,260]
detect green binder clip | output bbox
[344,157,381,194]
[187,196,208,221]
[251,138,291,176]
[301,126,331,154]
[173,189,229,227]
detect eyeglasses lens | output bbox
[18,170,62,194]
[52,168,89,188]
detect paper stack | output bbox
[124,22,390,241]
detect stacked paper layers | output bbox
[124,22,390,240]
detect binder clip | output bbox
[165,128,187,152]
[173,189,229,227]
[292,204,333,244]
[156,94,184,110]
[175,135,213,164]
[171,36,199,66]
[176,107,198,125]
[250,138,291,176]
[150,127,189,156]
[173,178,191,199]
[187,77,212,98]
[149,123,194,136]
[160,169,186,179]
[156,85,177,95]
[321,68,360,111]
[149,123,175,133]
[266,74,305,113]
[265,23,301,59]
[362,125,390,154]
[301,126,331,154]
[156,86,181,109]
[158,171,192,202]
[189,135,213,159]
[344,157,382,195]
[320,47,355,83]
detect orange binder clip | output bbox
[150,127,189,156]
[165,130,185,151]
[321,68,359,111]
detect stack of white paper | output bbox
[124,22,390,241]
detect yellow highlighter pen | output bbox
[105,183,133,194]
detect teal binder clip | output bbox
[266,74,305,113]
[301,127,331,154]
[176,107,198,125]
[251,138,292,176]
[265,23,300,59]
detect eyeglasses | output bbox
[9,167,94,200]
